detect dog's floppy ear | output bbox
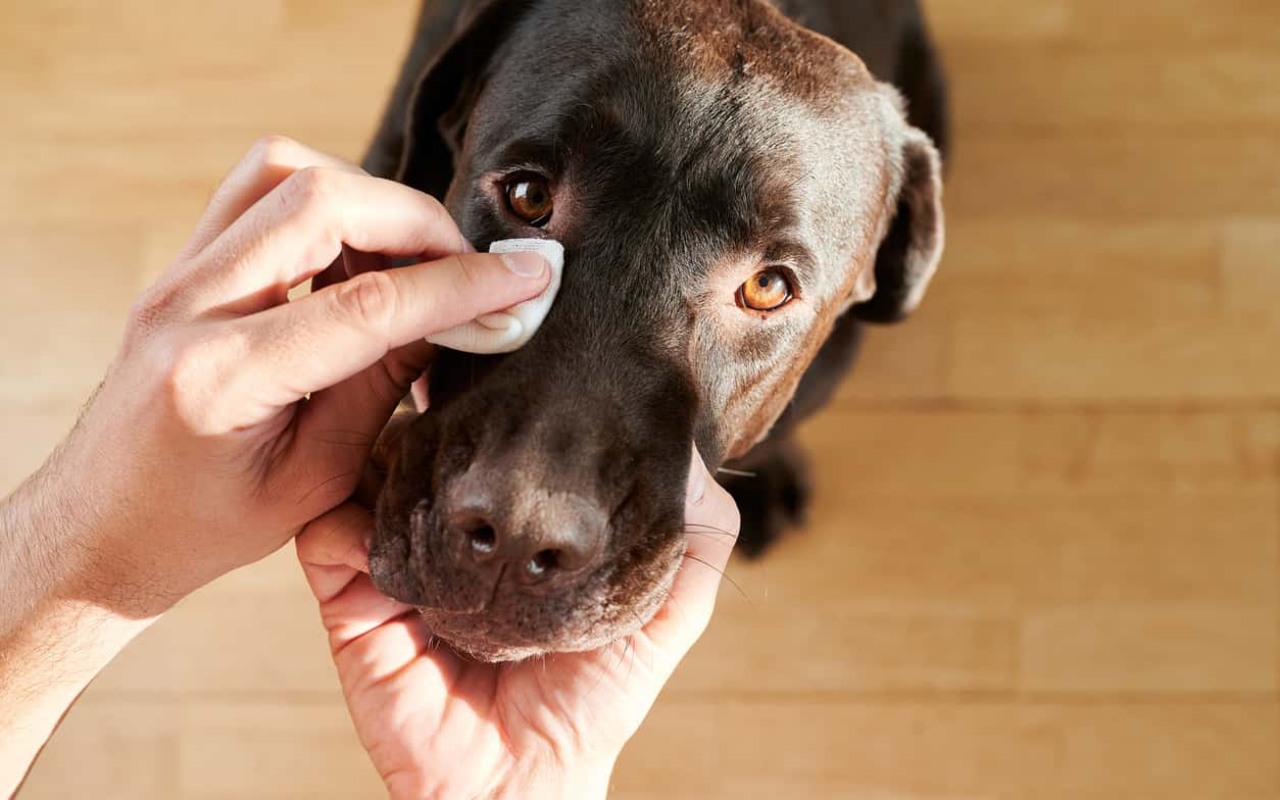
[850,120,945,324]
[387,0,523,198]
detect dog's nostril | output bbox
[469,525,497,556]
[525,549,560,579]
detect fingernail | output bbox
[500,251,549,278]
[477,312,521,332]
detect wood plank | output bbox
[926,219,1222,320]
[946,138,1280,220]
[836,216,1280,404]
[174,700,380,799]
[768,492,1277,610]
[799,408,1280,494]
[0,224,143,408]
[91,552,340,696]
[20,699,180,800]
[946,311,1280,401]
[0,406,77,496]
[950,50,1280,136]
[614,699,1280,799]
[1224,218,1280,316]
[927,0,1280,49]
[668,602,1017,695]
[23,696,383,800]
[1021,605,1278,693]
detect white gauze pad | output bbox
[426,238,564,354]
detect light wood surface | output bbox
[3,1,1277,797]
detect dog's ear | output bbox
[850,118,945,324]
[388,0,522,198]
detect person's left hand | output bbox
[296,449,740,800]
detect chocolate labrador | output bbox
[350,0,948,661]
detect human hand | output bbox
[296,449,740,799]
[8,136,553,618]
[0,136,551,792]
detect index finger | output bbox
[226,249,551,410]
[184,168,471,318]
[178,136,366,263]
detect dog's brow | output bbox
[763,240,818,283]
[488,138,563,174]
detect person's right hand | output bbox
[10,135,553,620]
[296,451,741,799]
[1,136,552,793]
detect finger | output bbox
[178,136,365,263]
[296,505,423,656]
[643,449,741,654]
[325,573,430,665]
[275,344,432,522]
[296,503,374,603]
[410,376,430,412]
[184,167,472,316]
[227,251,550,412]
[311,244,400,297]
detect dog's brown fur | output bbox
[341,0,948,660]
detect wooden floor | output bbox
[3,1,1278,797]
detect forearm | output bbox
[0,469,153,795]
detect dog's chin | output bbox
[370,534,686,663]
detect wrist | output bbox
[493,758,615,800]
[8,415,187,620]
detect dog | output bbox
[347,0,948,661]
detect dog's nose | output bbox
[444,481,607,586]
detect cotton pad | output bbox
[427,238,564,354]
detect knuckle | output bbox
[246,134,301,171]
[419,192,448,226]
[125,282,181,342]
[331,270,399,331]
[279,165,339,215]
[155,332,243,433]
[157,339,211,427]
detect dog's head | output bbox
[369,0,944,661]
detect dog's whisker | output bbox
[717,467,757,478]
[684,530,739,544]
[684,552,755,609]
[684,523,738,538]
[622,631,638,684]
[627,609,654,674]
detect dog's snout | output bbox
[444,475,608,588]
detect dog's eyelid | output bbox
[500,165,555,182]
[761,242,816,283]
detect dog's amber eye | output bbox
[738,269,794,312]
[505,177,554,226]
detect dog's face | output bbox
[370,0,944,661]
